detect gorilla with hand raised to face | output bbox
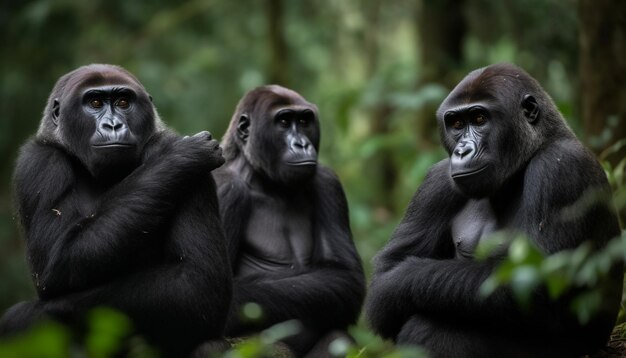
[214,85,365,357]
[0,64,232,357]
[366,63,622,358]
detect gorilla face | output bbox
[232,85,320,186]
[264,104,319,184]
[46,65,157,182]
[437,65,542,198]
[442,104,496,198]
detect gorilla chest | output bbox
[451,199,498,259]
[238,193,314,274]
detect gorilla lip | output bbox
[92,143,134,148]
[286,160,317,166]
[451,165,488,179]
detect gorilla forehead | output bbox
[239,85,317,119]
[53,64,147,100]
[437,63,541,118]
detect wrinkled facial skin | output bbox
[443,104,496,198]
[273,106,319,183]
[80,86,147,180]
[51,66,156,182]
[84,86,138,148]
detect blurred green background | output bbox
[0,0,624,323]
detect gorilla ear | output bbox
[51,98,60,126]
[237,114,250,143]
[522,95,539,123]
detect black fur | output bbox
[214,85,365,357]
[0,64,232,357]
[365,64,622,358]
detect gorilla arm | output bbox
[14,132,223,300]
[38,175,232,352]
[367,151,621,342]
[367,162,529,339]
[226,168,365,335]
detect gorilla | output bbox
[0,64,232,357]
[365,63,622,358]
[213,85,365,357]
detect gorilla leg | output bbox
[397,315,523,358]
[0,301,46,336]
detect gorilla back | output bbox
[365,63,622,358]
[0,64,232,357]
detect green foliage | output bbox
[223,302,429,357]
[344,326,428,358]
[86,307,133,358]
[479,236,544,308]
[224,320,302,358]
[0,321,70,358]
[0,307,160,358]
[601,139,626,227]
[479,230,626,324]
[222,322,428,358]
[0,308,430,358]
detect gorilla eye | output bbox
[452,120,465,129]
[299,111,315,127]
[116,98,130,108]
[90,99,103,108]
[276,113,290,127]
[473,114,486,125]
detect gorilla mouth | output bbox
[286,160,317,166]
[451,165,488,179]
[92,143,135,148]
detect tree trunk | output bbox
[266,0,289,86]
[579,0,626,226]
[579,0,626,163]
[415,0,466,148]
[364,0,397,217]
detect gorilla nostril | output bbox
[101,121,124,133]
[292,138,309,149]
[454,146,472,157]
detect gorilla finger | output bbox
[193,131,213,141]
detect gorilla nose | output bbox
[291,137,310,149]
[454,141,475,158]
[100,118,126,134]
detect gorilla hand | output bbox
[180,131,225,171]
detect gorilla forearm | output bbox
[228,267,363,335]
[41,259,230,344]
[368,256,566,341]
[371,258,505,320]
[18,140,219,298]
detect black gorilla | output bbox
[214,85,365,357]
[365,63,622,358]
[0,64,232,357]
